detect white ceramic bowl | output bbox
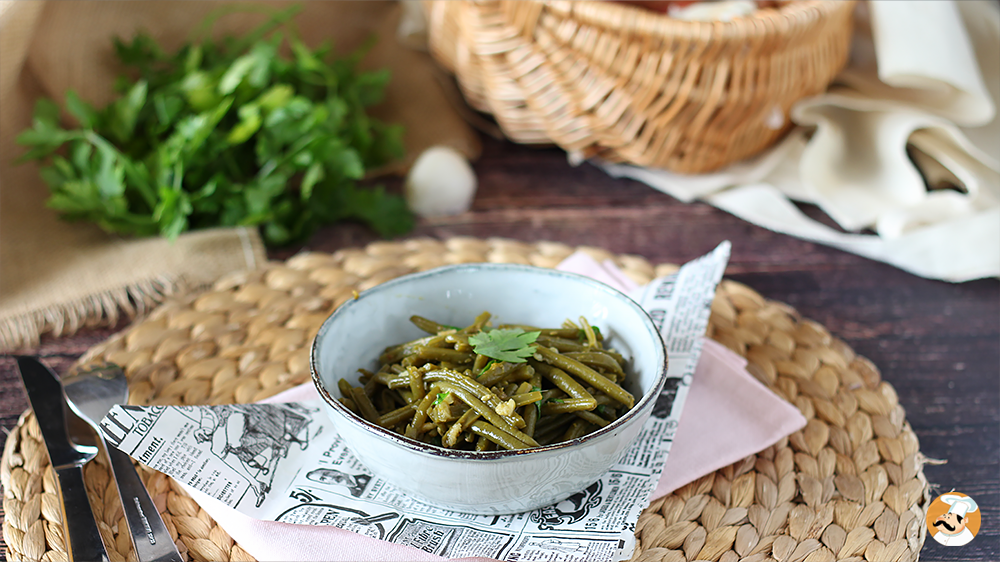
[310,263,667,514]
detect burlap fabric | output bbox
[1,238,931,562]
[0,1,479,352]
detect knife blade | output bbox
[15,356,111,562]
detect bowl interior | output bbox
[312,264,665,454]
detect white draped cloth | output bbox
[598,1,1000,282]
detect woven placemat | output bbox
[2,237,931,562]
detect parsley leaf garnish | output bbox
[432,392,450,406]
[468,328,540,363]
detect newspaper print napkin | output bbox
[598,0,1000,282]
[174,251,804,562]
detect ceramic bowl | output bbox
[310,263,667,514]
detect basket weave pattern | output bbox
[427,1,855,173]
[1,238,929,562]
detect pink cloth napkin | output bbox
[188,253,806,561]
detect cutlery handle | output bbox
[54,465,111,562]
[106,441,184,562]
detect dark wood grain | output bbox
[2,137,997,562]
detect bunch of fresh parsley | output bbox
[17,6,413,246]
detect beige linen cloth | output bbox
[599,0,1000,282]
[0,1,479,351]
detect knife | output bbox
[15,356,111,562]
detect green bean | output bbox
[561,419,593,441]
[532,346,634,409]
[444,408,481,447]
[530,361,597,405]
[541,398,600,414]
[385,375,411,389]
[466,311,491,332]
[351,386,381,424]
[501,325,604,342]
[535,335,625,364]
[398,388,414,404]
[379,404,416,428]
[414,346,475,364]
[594,394,618,406]
[512,391,543,407]
[574,410,609,428]
[380,334,446,364]
[534,414,576,445]
[363,372,379,396]
[564,351,625,378]
[376,389,395,412]
[469,421,531,450]
[339,397,357,413]
[473,354,490,373]
[424,369,526,429]
[579,318,597,348]
[444,333,472,351]
[406,393,435,438]
[426,389,464,424]
[411,315,455,335]
[407,366,425,401]
[433,381,538,447]
[337,378,354,398]
[477,360,518,387]
[522,397,539,437]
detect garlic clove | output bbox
[405,146,478,218]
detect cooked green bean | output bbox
[574,410,609,428]
[339,397,357,413]
[512,391,543,407]
[534,414,576,445]
[338,378,354,398]
[501,325,604,342]
[579,318,598,348]
[477,361,519,387]
[432,381,538,447]
[444,408,481,447]
[424,369,527,430]
[379,404,416,428]
[405,393,435,438]
[561,419,593,441]
[530,362,597,405]
[564,351,625,378]
[407,366,425,401]
[411,315,455,335]
[522,397,539,437]
[469,421,531,450]
[341,312,636,451]
[351,386,381,424]
[535,335,626,364]
[414,346,475,364]
[380,334,446,364]
[541,398,601,414]
[532,346,634,409]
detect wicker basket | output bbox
[426,0,856,173]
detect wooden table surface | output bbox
[2,137,997,561]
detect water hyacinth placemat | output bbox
[1,237,931,562]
